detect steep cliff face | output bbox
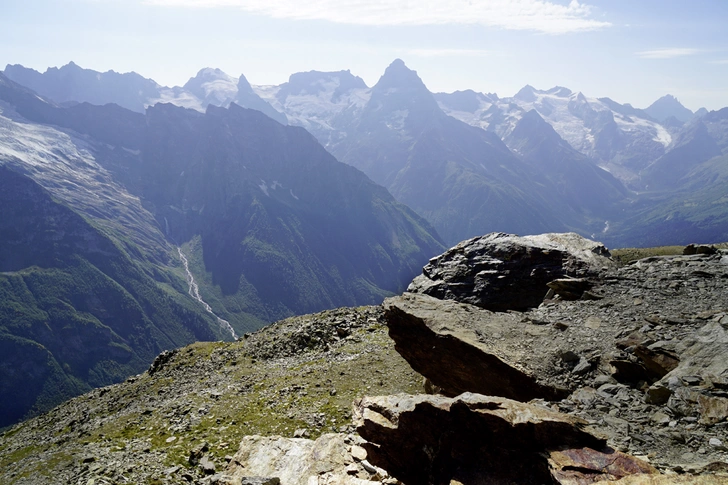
[0,167,225,428]
[139,102,445,324]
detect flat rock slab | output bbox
[408,232,614,311]
[383,292,570,401]
[354,393,657,485]
[223,434,387,485]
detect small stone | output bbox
[709,438,727,451]
[165,436,177,443]
[360,460,378,474]
[597,383,623,395]
[698,395,728,425]
[293,428,309,438]
[650,412,671,425]
[351,445,367,461]
[572,358,591,375]
[240,479,281,485]
[560,351,580,363]
[584,316,602,329]
[592,375,614,387]
[200,454,216,474]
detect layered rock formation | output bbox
[383,293,570,401]
[368,233,728,482]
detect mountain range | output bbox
[0,70,443,427]
[2,58,728,427]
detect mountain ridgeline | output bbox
[8,60,727,247]
[0,72,444,428]
[2,57,728,427]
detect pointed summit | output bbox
[507,109,573,157]
[645,94,693,123]
[364,59,440,130]
[514,85,538,102]
[235,72,288,125]
[373,59,429,92]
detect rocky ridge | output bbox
[1,234,728,484]
[380,236,728,477]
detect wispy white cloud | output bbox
[710,59,728,65]
[405,48,493,58]
[635,48,701,59]
[142,0,611,34]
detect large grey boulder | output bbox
[408,232,615,311]
[383,292,570,401]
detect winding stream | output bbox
[177,247,237,340]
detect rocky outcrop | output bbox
[353,392,657,485]
[408,232,615,311]
[222,434,391,485]
[383,293,569,401]
[383,241,728,477]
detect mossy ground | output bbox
[0,308,422,484]
[610,242,728,264]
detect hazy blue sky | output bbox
[2,0,727,110]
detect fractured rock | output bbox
[407,232,614,311]
[383,293,569,401]
[354,392,657,485]
[549,447,657,484]
[224,434,385,485]
[647,320,728,406]
[697,395,728,425]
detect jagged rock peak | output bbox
[572,91,589,103]
[373,58,428,92]
[237,72,253,91]
[514,84,538,102]
[646,94,694,123]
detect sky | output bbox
[2,0,728,111]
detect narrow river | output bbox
[177,247,238,340]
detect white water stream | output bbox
[177,247,237,340]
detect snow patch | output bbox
[258,180,269,196]
[386,110,409,130]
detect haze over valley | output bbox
[2,2,728,483]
